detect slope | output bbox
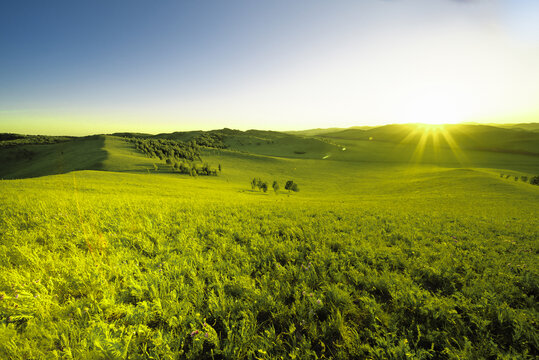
[0,135,107,179]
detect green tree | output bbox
[261,182,268,193]
[530,175,539,185]
[291,183,299,192]
[285,180,294,192]
[272,181,279,193]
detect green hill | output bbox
[320,124,539,156]
[2,124,539,180]
[1,125,538,359]
[0,135,106,179]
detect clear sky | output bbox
[1,0,538,135]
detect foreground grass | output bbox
[0,170,537,359]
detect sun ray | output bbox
[439,128,470,166]
[410,129,430,164]
[431,129,440,163]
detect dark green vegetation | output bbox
[0,124,538,359]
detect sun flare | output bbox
[401,124,469,165]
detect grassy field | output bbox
[0,126,538,359]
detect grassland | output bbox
[0,125,538,359]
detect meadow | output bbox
[0,125,538,359]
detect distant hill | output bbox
[285,126,377,137]
[491,123,539,132]
[2,123,538,179]
[320,124,539,156]
[112,128,341,159]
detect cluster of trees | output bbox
[250,178,299,193]
[192,133,227,149]
[165,159,220,176]
[500,173,539,185]
[131,138,200,162]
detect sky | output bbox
[1,0,539,135]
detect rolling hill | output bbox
[1,124,538,359]
[2,124,539,180]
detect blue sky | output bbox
[1,0,538,135]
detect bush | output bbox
[530,176,539,185]
[521,176,528,182]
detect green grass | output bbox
[0,131,538,359]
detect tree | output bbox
[521,176,528,182]
[166,158,172,165]
[285,180,294,191]
[272,181,279,193]
[218,164,222,172]
[530,175,539,185]
[261,182,268,193]
[256,178,263,191]
[291,183,299,192]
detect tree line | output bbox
[500,173,539,185]
[250,178,299,193]
[164,159,220,177]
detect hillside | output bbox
[285,126,377,137]
[320,124,539,156]
[1,157,538,359]
[0,135,106,179]
[1,126,538,359]
[2,124,539,180]
[492,123,539,132]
